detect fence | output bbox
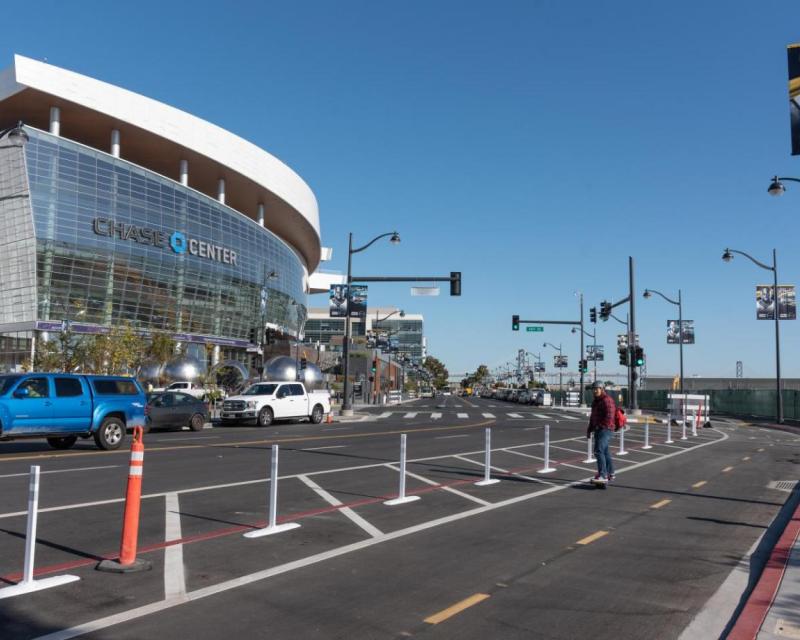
[636,389,800,420]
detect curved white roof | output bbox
[0,55,321,270]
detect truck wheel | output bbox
[47,436,78,450]
[310,404,324,424]
[94,417,125,450]
[189,413,205,431]
[257,407,273,427]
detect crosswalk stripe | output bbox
[376,412,392,419]
[534,413,549,419]
[560,414,579,421]
[457,413,469,419]
[431,413,442,420]
[482,413,495,419]
[404,412,418,419]
[507,413,523,418]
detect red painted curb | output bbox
[726,498,800,640]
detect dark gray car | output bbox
[146,392,209,432]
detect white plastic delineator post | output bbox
[643,421,652,449]
[691,416,698,437]
[475,428,500,486]
[385,434,420,506]
[618,425,628,456]
[244,445,300,538]
[538,424,556,473]
[584,432,596,463]
[0,466,79,600]
[665,412,674,444]
[681,419,688,441]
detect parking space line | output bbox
[650,499,671,509]
[722,466,734,473]
[577,530,609,545]
[424,593,490,625]
[164,493,186,601]
[692,480,707,489]
[299,446,348,451]
[453,454,556,486]
[385,464,490,506]
[435,435,469,440]
[297,475,383,538]
[501,449,588,472]
[742,456,751,461]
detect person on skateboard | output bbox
[586,381,617,485]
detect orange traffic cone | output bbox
[326,412,334,424]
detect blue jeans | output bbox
[593,428,615,478]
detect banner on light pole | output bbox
[788,44,800,155]
[666,320,695,344]
[329,285,348,318]
[756,285,796,320]
[587,345,604,361]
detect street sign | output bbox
[526,326,543,332]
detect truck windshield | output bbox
[243,384,278,396]
[0,375,21,395]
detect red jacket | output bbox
[589,392,616,430]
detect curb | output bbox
[725,494,800,639]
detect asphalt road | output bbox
[1,396,798,639]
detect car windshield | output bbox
[243,384,278,396]
[0,375,21,395]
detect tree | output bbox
[147,332,177,363]
[83,324,147,375]
[423,355,449,390]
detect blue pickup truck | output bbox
[0,373,147,451]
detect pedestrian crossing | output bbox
[369,410,584,421]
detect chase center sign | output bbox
[92,217,238,266]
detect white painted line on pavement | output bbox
[534,414,549,419]
[436,435,469,439]
[299,445,348,451]
[404,413,418,419]
[35,428,731,640]
[453,454,555,486]
[507,413,523,418]
[376,412,392,419]
[501,448,588,472]
[324,427,349,431]
[0,465,119,479]
[482,413,495,419]
[431,413,442,420]
[385,464,489,506]
[457,413,469,419]
[164,493,186,601]
[297,475,383,538]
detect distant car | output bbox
[518,391,531,404]
[146,392,209,432]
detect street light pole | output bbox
[722,247,783,424]
[341,231,401,416]
[543,342,563,405]
[643,287,684,395]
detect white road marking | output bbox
[0,465,119,479]
[507,413,523,419]
[457,413,469,419]
[534,413,549,419]
[386,464,490,506]
[299,445,348,451]
[431,413,442,420]
[501,448,588,472]
[559,414,579,421]
[297,475,383,538]
[482,413,496,419]
[164,493,186,601]
[436,434,469,439]
[155,436,220,442]
[404,412,418,419]
[324,427,349,431]
[376,412,393,419]
[33,430,731,640]
[453,455,556,486]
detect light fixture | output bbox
[767,176,785,197]
[390,232,401,245]
[643,290,652,299]
[722,249,733,263]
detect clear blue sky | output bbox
[6,1,800,379]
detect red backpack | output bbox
[614,407,627,431]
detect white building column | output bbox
[110,129,120,157]
[212,345,220,366]
[49,107,60,136]
[179,160,188,186]
[217,178,226,204]
[257,203,265,227]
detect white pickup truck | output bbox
[220,381,331,426]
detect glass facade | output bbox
[22,128,307,344]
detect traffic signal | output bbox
[589,307,597,324]
[450,271,461,296]
[265,328,274,345]
[599,301,611,321]
[248,327,258,344]
[300,353,307,369]
[512,314,520,331]
[579,359,588,373]
[619,347,628,366]
[371,359,377,373]
[634,346,645,367]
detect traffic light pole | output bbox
[629,256,638,412]
[579,293,585,407]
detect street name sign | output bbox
[526,326,543,332]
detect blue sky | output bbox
[5,1,800,379]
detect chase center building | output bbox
[0,55,324,370]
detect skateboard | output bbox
[591,478,608,489]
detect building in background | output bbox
[0,55,326,372]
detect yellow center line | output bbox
[742,456,751,461]
[0,419,496,463]
[576,530,609,545]
[692,480,707,489]
[722,466,734,473]
[424,593,490,625]
[650,499,671,509]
